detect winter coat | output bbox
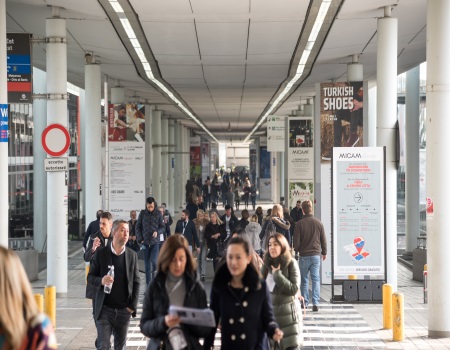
[261,250,302,350]
[140,270,210,350]
[204,222,227,258]
[193,218,209,245]
[260,217,291,249]
[204,263,279,350]
[136,208,166,246]
[245,221,262,251]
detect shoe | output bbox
[201,275,206,282]
[345,132,359,147]
[312,305,319,312]
[301,302,307,309]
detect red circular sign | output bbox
[42,124,71,157]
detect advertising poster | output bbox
[108,103,146,142]
[267,116,285,152]
[288,181,314,210]
[108,105,146,219]
[259,141,271,200]
[210,142,218,173]
[0,105,8,142]
[249,144,257,184]
[332,147,385,277]
[287,117,314,181]
[320,81,364,161]
[201,141,210,181]
[190,136,201,179]
[7,33,32,103]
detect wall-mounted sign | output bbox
[7,33,32,103]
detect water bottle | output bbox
[104,265,114,294]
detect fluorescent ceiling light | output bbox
[109,1,124,13]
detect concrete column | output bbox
[168,119,175,212]
[161,117,169,206]
[376,7,398,291]
[183,127,189,206]
[32,68,47,252]
[46,12,68,295]
[271,152,279,203]
[427,0,450,338]
[0,0,7,247]
[152,110,162,202]
[84,62,102,225]
[110,87,124,104]
[405,66,420,254]
[145,106,153,197]
[174,122,182,212]
[368,83,377,147]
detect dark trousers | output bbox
[143,243,159,286]
[96,306,131,349]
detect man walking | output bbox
[293,200,327,312]
[88,219,140,349]
[290,200,303,223]
[175,209,200,253]
[136,197,166,286]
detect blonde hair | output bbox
[270,204,284,219]
[196,209,205,218]
[251,214,258,222]
[210,211,223,225]
[0,247,39,348]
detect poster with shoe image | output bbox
[320,82,363,161]
[108,103,146,142]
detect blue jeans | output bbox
[96,306,131,349]
[299,255,321,306]
[143,243,159,286]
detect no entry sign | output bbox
[42,124,70,157]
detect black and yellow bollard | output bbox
[348,275,357,280]
[85,263,90,285]
[44,285,56,328]
[382,284,393,329]
[392,292,404,341]
[34,293,44,312]
[423,264,428,304]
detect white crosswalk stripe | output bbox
[125,303,385,349]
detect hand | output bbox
[92,237,101,252]
[196,247,200,254]
[271,265,280,273]
[213,233,220,239]
[152,231,158,238]
[130,236,136,241]
[127,307,134,314]
[351,99,363,112]
[322,255,326,261]
[272,328,283,342]
[165,314,181,328]
[102,275,114,286]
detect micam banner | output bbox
[332,147,386,278]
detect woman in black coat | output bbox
[260,204,291,250]
[140,235,210,350]
[204,236,283,350]
[204,211,227,272]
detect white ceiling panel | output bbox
[250,0,308,19]
[130,0,193,19]
[159,64,204,80]
[203,66,246,86]
[245,64,289,86]
[196,22,248,57]
[190,0,249,16]
[141,22,199,56]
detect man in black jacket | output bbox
[83,209,103,251]
[221,205,238,239]
[88,219,140,350]
[136,197,166,286]
[290,200,303,223]
[175,209,200,253]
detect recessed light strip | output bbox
[243,0,333,143]
[107,0,219,143]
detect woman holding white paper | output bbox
[140,235,210,350]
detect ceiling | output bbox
[6,0,427,142]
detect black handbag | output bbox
[216,239,226,257]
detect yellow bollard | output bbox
[392,292,404,341]
[424,264,427,272]
[382,284,393,329]
[348,275,357,280]
[85,263,90,285]
[34,293,44,312]
[44,285,56,328]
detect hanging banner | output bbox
[201,141,210,180]
[190,136,201,180]
[267,116,285,152]
[332,147,385,277]
[7,33,32,103]
[320,81,364,161]
[249,144,257,184]
[108,104,146,219]
[259,137,271,200]
[0,105,8,142]
[287,117,314,182]
[210,142,218,174]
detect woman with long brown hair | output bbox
[140,235,210,350]
[0,247,57,349]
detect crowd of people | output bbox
[1,176,326,350]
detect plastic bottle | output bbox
[104,265,114,294]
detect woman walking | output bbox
[140,235,210,350]
[204,211,227,272]
[261,234,302,349]
[260,204,291,251]
[204,235,283,349]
